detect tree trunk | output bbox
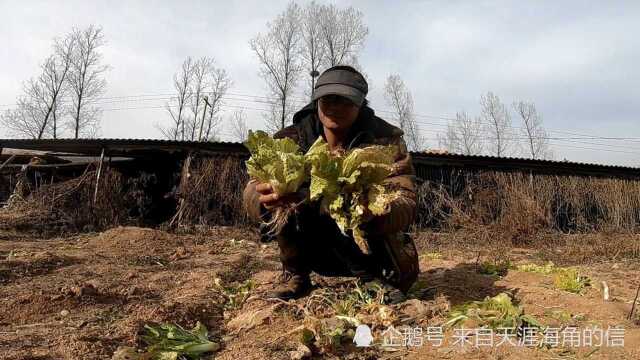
[281,97,286,130]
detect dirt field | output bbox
[0,226,639,359]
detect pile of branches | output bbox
[0,165,129,233]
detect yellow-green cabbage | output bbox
[244,130,307,196]
[305,137,400,253]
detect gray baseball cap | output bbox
[312,66,368,106]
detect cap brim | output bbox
[312,84,365,106]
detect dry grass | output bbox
[3,156,640,251]
[171,155,249,228]
[416,171,640,237]
[413,171,640,265]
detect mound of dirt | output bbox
[86,226,188,257]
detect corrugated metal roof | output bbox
[0,138,246,157]
[415,151,639,170]
[412,152,640,178]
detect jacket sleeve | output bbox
[369,136,417,235]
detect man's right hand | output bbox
[252,180,306,210]
[254,181,281,209]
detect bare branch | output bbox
[513,100,552,159]
[250,2,302,131]
[161,57,194,140]
[1,31,75,139]
[0,97,42,139]
[384,74,424,151]
[480,92,512,157]
[318,4,368,67]
[203,67,232,141]
[188,57,212,141]
[228,110,249,142]
[67,25,108,139]
[439,111,484,155]
[160,57,231,141]
[299,1,326,98]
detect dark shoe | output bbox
[268,272,312,300]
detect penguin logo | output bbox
[353,324,373,347]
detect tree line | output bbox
[440,92,552,159]
[1,25,108,139]
[1,2,552,160]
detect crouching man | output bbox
[243,66,419,300]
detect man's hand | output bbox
[252,180,307,210]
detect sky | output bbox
[1,0,639,166]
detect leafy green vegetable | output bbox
[445,292,542,331]
[244,130,308,235]
[213,278,255,310]
[479,259,511,276]
[515,262,590,294]
[244,130,307,196]
[305,137,399,253]
[140,322,219,360]
[243,132,400,249]
[553,268,590,294]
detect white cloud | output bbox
[1,0,639,166]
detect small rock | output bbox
[289,343,311,359]
[60,309,69,317]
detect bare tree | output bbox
[229,110,249,142]
[67,25,108,138]
[513,100,551,159]
[318,4,368,67]
[480,92,512,157]
[202,67,232,141]
[250,2,302,132]
[40,36,75,139]
[159,57,194,140]
[1,98,42,139]
[439,111,484,155]
[384,74,423,151]
[188,57,212,141]
[159,57,231,141]
[0,33,74,139]
[300,1,326,97]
